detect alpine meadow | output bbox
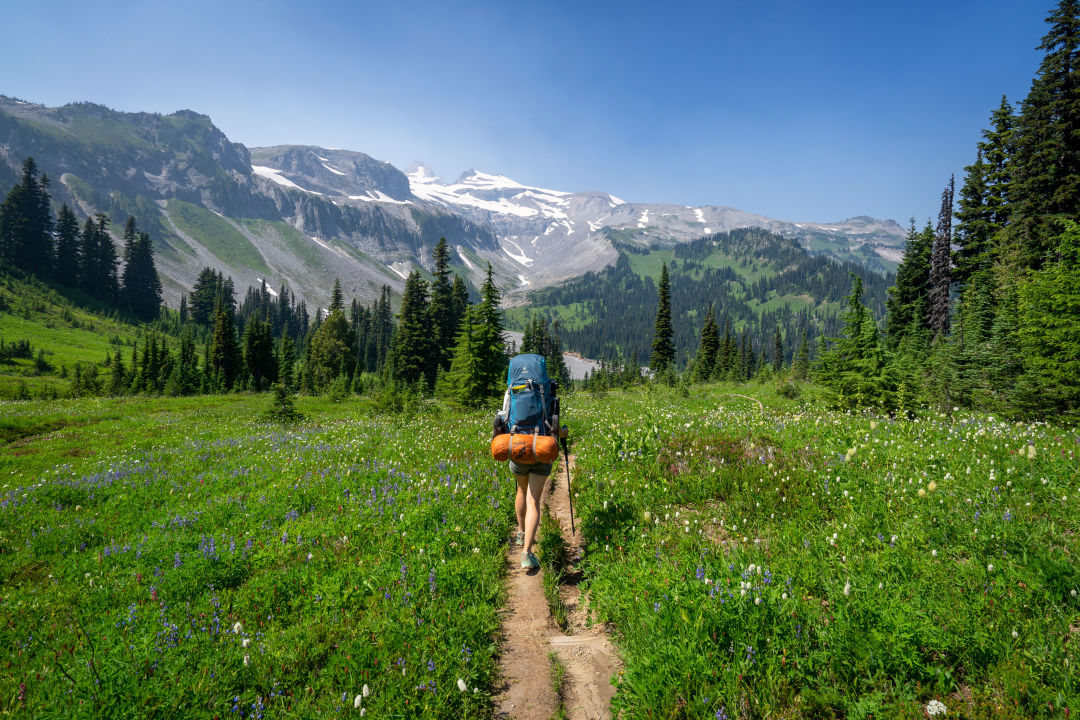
[2,1,1080,719]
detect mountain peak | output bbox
[405,162,441,183]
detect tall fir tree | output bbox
[53,204,81,284]
[692,303,719,382]
[772,326,784,373]
[474,263,507,399]
[928,176,954,341]
[886,220,934,349]
[649,262,676,374]
[794,328,811,380]
[391,271,433,388]
[428,238,457,372]
[208,304,240,390]
[1009,0,1080,269]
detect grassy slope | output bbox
[0,274,145,398]
[165,198,269,274]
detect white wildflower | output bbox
[363,683,370,697]
[242,638,251,648]
[843,581,851,597]
[233,622,243,634]
[926,699,947,716]
[354,695,362,709]
[243,654,250,666]
[457,678,467,692]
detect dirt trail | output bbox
[494,454,620,720]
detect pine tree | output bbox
[794,329,810,380]
[0,158,54,275]
[886,220,934,348]
[772,326,783,373]
[1016,220,1080,420]
[209,304,240,390]
[692,303,719,382]
[1009,0,1080,269]
[243,318,278,391]
[391,271,433,388]
[53,205,81,284]
[428,238,457,372]
[446,305,488,407]
[649,262,675,375]
[473,263,507,399]
[928,177,954,341]
[954,150,994,286]
[307,302,355,392]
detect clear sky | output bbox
[0,0,1050,224]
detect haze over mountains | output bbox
[0,96,907,310]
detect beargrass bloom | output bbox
[926,699,947,716]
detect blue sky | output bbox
[0,0,1049,223]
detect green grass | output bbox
[568,382,1079,718]
[0,274,143,398]
[503,303,594,332]
[1,394,505,717]
[166,199,269,274]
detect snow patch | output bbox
[518,274,530,286]
[348,191,411,205]
[455,246,475,271]
[321,162,347,176]
[386,262,410,280]
[252,166,322,195]
[694,208,705,224]
[609,195,625,206]
[637,209,650,228]
[255,279,279,297]
[503,238,534,266]
[704,228,712,234]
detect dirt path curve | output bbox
[494,453,620,720]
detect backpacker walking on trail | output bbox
[491,354,561,570]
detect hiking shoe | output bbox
[515,531,525,546]
[521,551,539,570]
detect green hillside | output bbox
[0,273,148,399]
[507,228,894,368]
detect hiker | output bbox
[492,354,561,571]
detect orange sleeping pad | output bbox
[491,433,560,464]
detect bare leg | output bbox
[514,474,528,535]
[523,473,545,553]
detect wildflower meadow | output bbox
[1,385,1078,718]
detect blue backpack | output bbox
[506,353,558,436]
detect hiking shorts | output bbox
[509,459,553,478]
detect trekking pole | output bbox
[559,425,575,536]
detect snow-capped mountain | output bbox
[405,164,907,288]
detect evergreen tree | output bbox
[1016,220,1080,420]
[772,326,784,373]
[208,304,240,390]
[954,150,994,286]
[1009,0,1080,269]
[120,220,163,321]
[391,271,433,387]
[329,278,344,314]
[307,303,355,392]
[0,158,53,275]
[983,96,1015,235]
[649,262,675,374]
[428,238,457,372]
[819,275,887,407]
[54,205,81,285]
[179,294,189,324]
[928,177,954,341]
[451,275,469,333]
[474,263,507,399]
[692,303,719,382]
[794,329,810,380]
[243,318,278,391]
[190,268,221,326]
[886,220,934,348]
[446,305,488,407]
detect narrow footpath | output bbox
[493,454,620,720]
